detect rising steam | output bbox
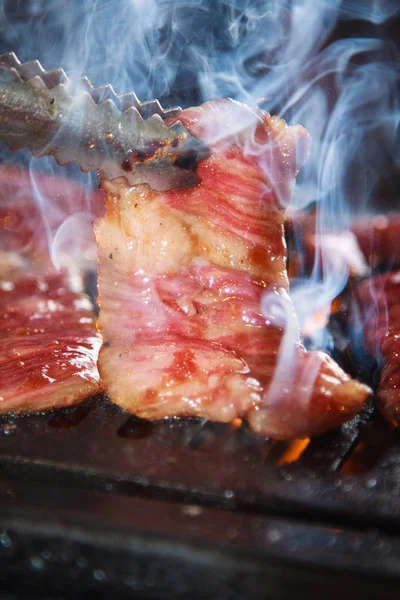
[0,0,399,349]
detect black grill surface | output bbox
[1,395,400,599]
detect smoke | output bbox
[0,0,399,348]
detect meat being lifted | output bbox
[95,99,371,439]
[0,254,102,414]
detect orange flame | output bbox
[278,438,310,465]
[230,417,243,430]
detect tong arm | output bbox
[0,53,208,191]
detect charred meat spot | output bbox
[103,341,110,348]
[121,158,132,172]
[130,141,166,163]
[109,253,113,259]
[174,149,198,171]
[134,150,148,161]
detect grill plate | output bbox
[1,395,400,598]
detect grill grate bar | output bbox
[0,394,375,473]
[2,394,398,536]
[298,400,375,472]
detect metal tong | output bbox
[0,53,209,190]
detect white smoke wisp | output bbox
[51,211,98,272]
[0,0,399,364]
[260,287,301,404]
[260,286,326,412]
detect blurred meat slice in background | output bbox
[353,270,400,425]
[0,254,102,414]
[0,164,104,271]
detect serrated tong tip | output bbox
[0,52,208,190]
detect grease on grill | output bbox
[117,416,155,439]
[187,421,215,450]
[47,398,95,429]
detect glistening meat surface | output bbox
[95,99,371,439]
[355,271,400,425]
[0,164,104,269]
[0,257,102,413]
